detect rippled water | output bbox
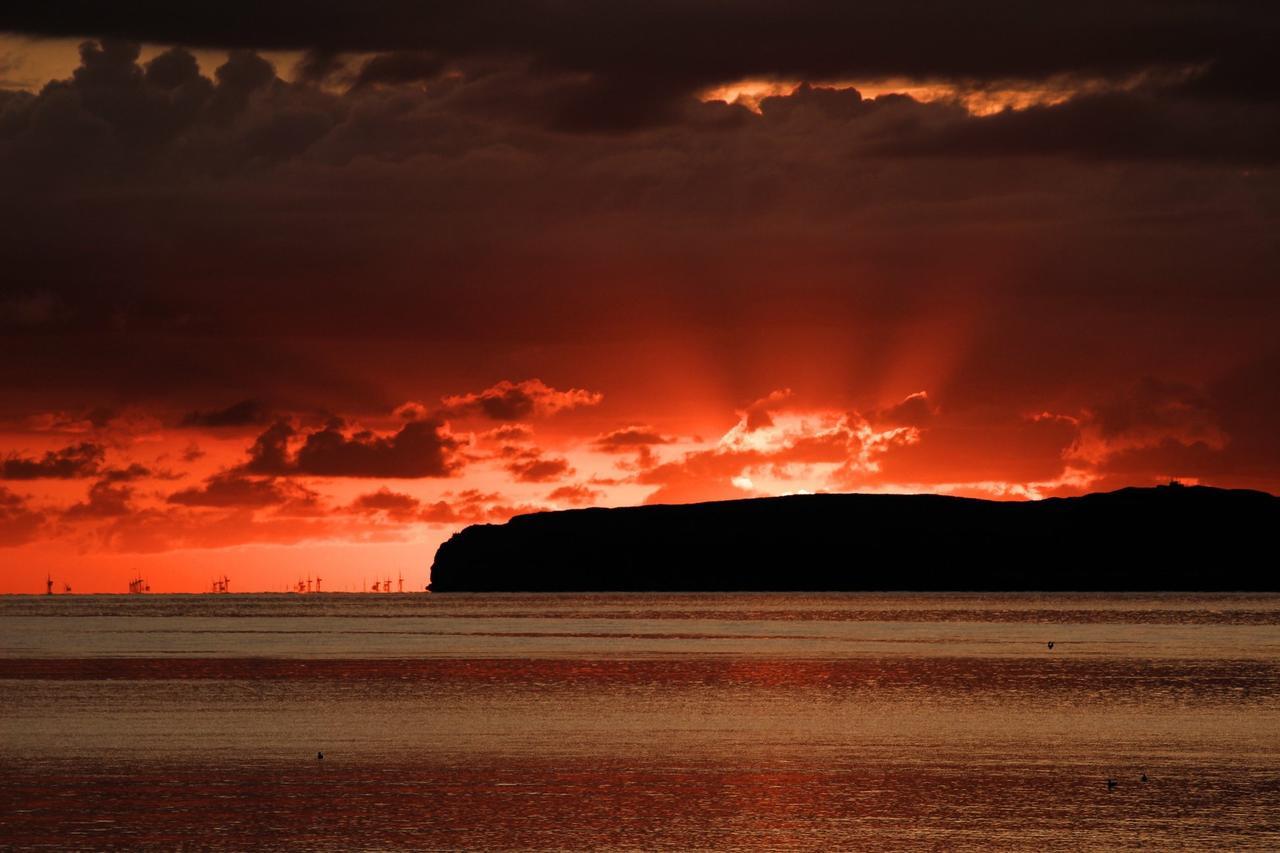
[2,592,1279,850]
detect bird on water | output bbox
[1047,642,1055,650]
[1106,778,1118,790]
[317,751,324,761]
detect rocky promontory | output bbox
[428,485,1280,591]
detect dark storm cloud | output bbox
[482,424,535,443]
[1,4,1278,151]
[0,41,373,415]
[63,479,133,519]
[1060,355,1280,488]
[872,410,1079,486]
[167,471,317,508]
[243,417,462,478]
[100,463,156,483]
[86,407,118,428]
[0,40,342,187]
[441,379,602,421]
[1208,352,1280,471]
[874,392,936,429]
[6,2,1277,88]
[888,90,1280,163]
[347,487,421,518]
[0,14,1277,501]
[415,488,546,525]
[0,486,43,546]
[742,390,792,432]
[293,48,345,84]
[1091,438,1224,482]
[1,442,104,479]
[546,483,602,506]
[1089,378,1217,443]
[351,52,446,89]
[505,452,572,483]
[592,426,674,452]
[180,399,271,428]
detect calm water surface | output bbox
[1,592,1279,850]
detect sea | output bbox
[1,592,1279,850]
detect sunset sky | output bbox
[2,3,1278,592]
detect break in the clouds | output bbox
[0,2,1277,590]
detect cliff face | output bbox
[428,485,1280,592]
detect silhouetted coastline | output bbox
[428,485,1280,592]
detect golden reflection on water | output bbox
[1,593,1279,849]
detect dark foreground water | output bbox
[1,592,1279,850]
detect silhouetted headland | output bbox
[428,484,1280,592]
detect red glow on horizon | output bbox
[2,378,1257,594]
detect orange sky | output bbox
[2,22,1279,592]
[0,375,1252,593]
